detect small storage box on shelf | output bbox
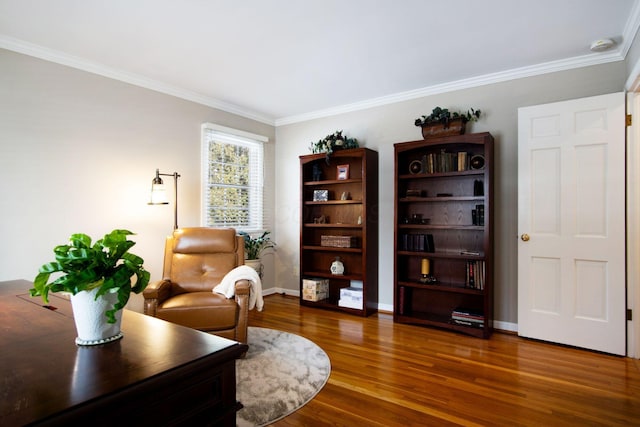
[299,148,378,316]
[302,278,329,302]
[320,235,358,248]
[393,132,494,338]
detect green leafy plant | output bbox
[309,130,359,161]
[239,231,276,260]
[414,107,481,127]
[30,229,150,323]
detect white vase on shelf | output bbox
[330,257,344,275]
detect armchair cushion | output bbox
[158,292,237,330]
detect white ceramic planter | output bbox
[70,287,123,346]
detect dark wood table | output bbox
[0,279,248,426]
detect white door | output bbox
[518,92,626,356]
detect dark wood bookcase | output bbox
[299,148,378,316]
[393,132,494,338]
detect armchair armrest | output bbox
[234,279,251,344]
[143,279,173,316]
[234,280,250,296]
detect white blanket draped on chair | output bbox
[213,265,264,311]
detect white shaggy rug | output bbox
[236,327,331,426]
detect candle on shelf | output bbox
[421,258,430,275]
[419,258,437,284]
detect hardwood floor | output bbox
[248,294,640,426]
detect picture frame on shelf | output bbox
[313,189,329,201]
[337,164,350,180]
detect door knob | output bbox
[521,233,530,242]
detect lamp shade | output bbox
[149,169,169,205]
[149,183,169,204]
[148,168,180,229]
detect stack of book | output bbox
[451,307,484,328]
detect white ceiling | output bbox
[1,0,639,125]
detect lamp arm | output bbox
[172,173,179,230]
[156,171,181,230]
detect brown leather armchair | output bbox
[143,227,249,344]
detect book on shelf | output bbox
[398,286,406,315]
[465,260,485,289]
[457,151,468,171]
[460,250,481,256]
[422,150,473,174]
[400,233,435,252]
[472,204,485,226]
[452,318,484,328]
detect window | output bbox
[201,123,268,232]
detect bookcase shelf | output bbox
[304,223,362,228]
[399,196,485,202]
[304,200,362,205]
[302,245,362,254]
[304,178,363,186]
[398,224,485,231]
[397,250,485,260]
[397,280,484,295]
[299,148,378,316]
[393,132,494,338]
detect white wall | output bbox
[275,62,627,325]
[0,49,275,311]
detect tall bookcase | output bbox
[393,132,493,338]
[299,148,378,316]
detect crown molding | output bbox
[0,35,276,126]
[622,0,640,59]
[275,52,624,126]
[277,4,640,126]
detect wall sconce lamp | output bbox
[149,169,181,230]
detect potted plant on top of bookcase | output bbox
[414,107,481,139]
[309,130,359,163]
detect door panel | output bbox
[518,92,626,355]
[531,147,560,234]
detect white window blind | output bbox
[201,124,268,232]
